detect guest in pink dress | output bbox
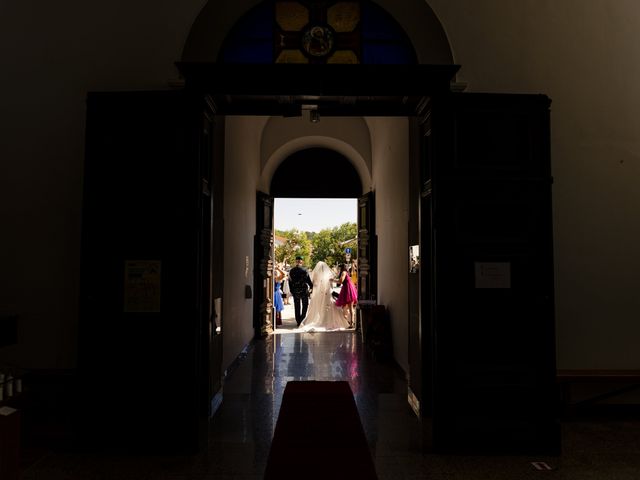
[335,263,358,328]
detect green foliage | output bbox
[311,222,358,268]
[310,229,335,267]
[274,229,312,267]
[275,223,357,269]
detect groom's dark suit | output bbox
[288,262,313,326]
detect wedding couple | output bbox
[289,256,357,331]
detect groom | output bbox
[288,255,313,326]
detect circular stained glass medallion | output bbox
[302,25,334,57]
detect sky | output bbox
[274,198,357,232]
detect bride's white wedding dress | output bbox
[300,261,350,331]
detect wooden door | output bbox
[407,107,436,441]
[198,101,225,425]
[422,92,560,454]
[254,192,275,337]
[357,191,376,302]
[79,90,222,453]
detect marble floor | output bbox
[21,317,640,479]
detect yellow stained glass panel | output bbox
[327,50,359,64]
[275,2,309,32]
[328,2,360,33]
[276,50,309,64]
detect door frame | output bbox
[179,61,462,442]
[179,63,559,455]
[176,63,459,343]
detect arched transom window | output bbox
[220,1,416,64]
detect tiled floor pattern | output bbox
[21,326,640,479]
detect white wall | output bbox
[223,116,268,370]
[367,117,411,373]
[428,0,640,368]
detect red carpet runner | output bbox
[264,381,378,480]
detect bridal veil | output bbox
[301,261,350,331]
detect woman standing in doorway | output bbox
[282,268,291,305]
[335,263,358,328]
[274,266,285,326]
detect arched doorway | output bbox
[254,147,373,337]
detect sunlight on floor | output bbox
[272,302,355,335]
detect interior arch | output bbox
[260,135,371,195]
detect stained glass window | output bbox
[219,1,416,64]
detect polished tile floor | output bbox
[21,312,640,479]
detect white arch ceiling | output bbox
[259,114,372,194]
[259,135,371,195]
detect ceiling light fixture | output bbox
[301,104,320,124]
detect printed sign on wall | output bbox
[474,262,511,289]
[124,260,162,312]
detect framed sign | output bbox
[124,260,162,312]
[474,262,511,289]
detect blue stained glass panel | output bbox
[361,2,416,63]
[219,1,274,63]
[362,43,415,65]
[221,41,273,64]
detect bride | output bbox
[300,261,351,331]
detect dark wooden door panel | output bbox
[254,192,275,338]
[422,92,559,454]
[357,191,377,302]
[80,90,220,453]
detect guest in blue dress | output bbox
[274,267,285,326]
